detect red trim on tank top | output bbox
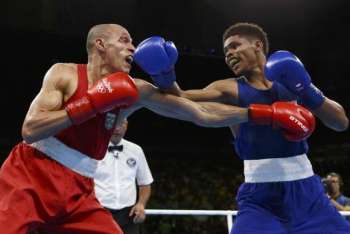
[63,64,88,106]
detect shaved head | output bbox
[86,24,126,54]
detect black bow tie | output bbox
[108,145,123,152]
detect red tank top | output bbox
[56,64,119,160]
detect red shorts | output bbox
[0,142,123,234]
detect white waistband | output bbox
[244,154,314,183]
[30,137,98,178]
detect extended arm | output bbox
[119,79,314,141]
[173,79,238,104]
[134,79,247,127]
[129,79,315,143]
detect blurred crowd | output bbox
[142,158,243,234]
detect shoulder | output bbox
[43,63,77,90]
[46,63,77,79]
[122,138,144,153]
[206,78,239,104]
[206,78,238,93]
[207,78,237,88]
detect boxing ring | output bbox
[145,209,350,234]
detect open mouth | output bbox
[125,55,133,65]
[229,57,240,68]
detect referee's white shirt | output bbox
[94,139,153,210]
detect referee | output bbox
[94,119,153,234]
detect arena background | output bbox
[2,0,350,233]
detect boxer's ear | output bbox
[95,38,105,52]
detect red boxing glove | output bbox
[249,102,315,141]
[66,72,139,125]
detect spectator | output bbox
[94,119,153,234]
[324,172,350,212]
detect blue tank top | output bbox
[234,78,308,160]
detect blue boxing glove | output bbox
[134,36,178,89]
[264,50,325,110]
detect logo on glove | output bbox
[97,80,113,93]
[289,115,309,133]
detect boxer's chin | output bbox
[232,67,242,76]
[122,63,132,73]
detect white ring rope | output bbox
[145,209,350,234]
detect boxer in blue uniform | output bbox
[133,22,349,233]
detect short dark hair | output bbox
[327,172,344,186]
[223,22,269,55]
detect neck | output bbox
[87,54,114,85]
[245,66,272,90]
[245,54,272,89]
[111,138,122,145]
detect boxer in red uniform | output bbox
[0,24,315,234]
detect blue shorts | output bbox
[231,175,350,234]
